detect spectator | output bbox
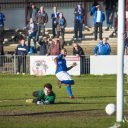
[104,0,117,31]
[54,48,77,98]
[109,10,118,38]
[59,36,65,49]
[8,29,24,43]
[0,7,5,36]
[0,38,4,67]
[90,0,99,16]
[91,4,105,40]
[124,32,128,55]
[94,37,111,55]
[51,6,59,38]
[74,3,84,41]
[31,83,56,104]
[73,43,84,56]
[56,12,67,41]
[26,18,37,53]
[27,3,39,24]
[49,38,61,55]
[16,35,28,75]
[38,36,50,55]
[36,6,48,41]
[72,43,85,74]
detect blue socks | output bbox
[67,85,73,97]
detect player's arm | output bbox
[45,95,55,104]
[67,62,77,71]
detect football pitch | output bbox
[0,74,128,128]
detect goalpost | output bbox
[116,0,125,122]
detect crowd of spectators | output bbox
[0,0,125,74]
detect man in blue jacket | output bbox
[91,4,105,40]
[94,37,111,55]
[74,3,84,41]
[0,9,5,36]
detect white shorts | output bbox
[56,71,72,81]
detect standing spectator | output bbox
[104,0,117,31]
[0,8,5,37]
[38,36,50,55]
[72,43,85,74]
[56,12,66,41]
[36,6,48,41]
[27,3,39,24]
[51,6,59,38]
[0,7,5,67]
[16,35,28,75]
[0,38,4,67]
[0,6,4,66]
[59,36,65,49]
[109,12,118,38]
[54,48,77,98]
[91,5,105,40]
[90,0,99,16]
[26,18,37,53]
[94,37,111,55]
[49,38,61,55]
[74,3,84,41]
[124,32,128,55]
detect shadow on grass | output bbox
[0,108,104,117]
[0,95,116,102]
[76,95,116,99]
[58,95,116,99]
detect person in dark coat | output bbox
[0,8,5,36]
[15,35,28,74]
[104,0,117,30]
[38,36,50,55]
[72,43,85,74]
[0,38,4,67]
[51,6,59,38]
[26,3,39,24]
[36,6,48,41]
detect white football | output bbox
[105,103,116,115]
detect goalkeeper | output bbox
[32,83,56,104]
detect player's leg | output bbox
[56,71,75,98]
[66,85,74,99]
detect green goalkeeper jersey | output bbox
[37,90,56,104]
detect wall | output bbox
[2,1,107,29]
[3,9,25,29]
[90,55,128,75]
[2,7,75,29]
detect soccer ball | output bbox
[105,103,116,115]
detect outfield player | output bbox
[54,48,77,99]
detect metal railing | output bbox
[0,55,30,74]
[0,55,90,74]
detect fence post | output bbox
[13,54,16,74]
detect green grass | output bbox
[0,74,128,128]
